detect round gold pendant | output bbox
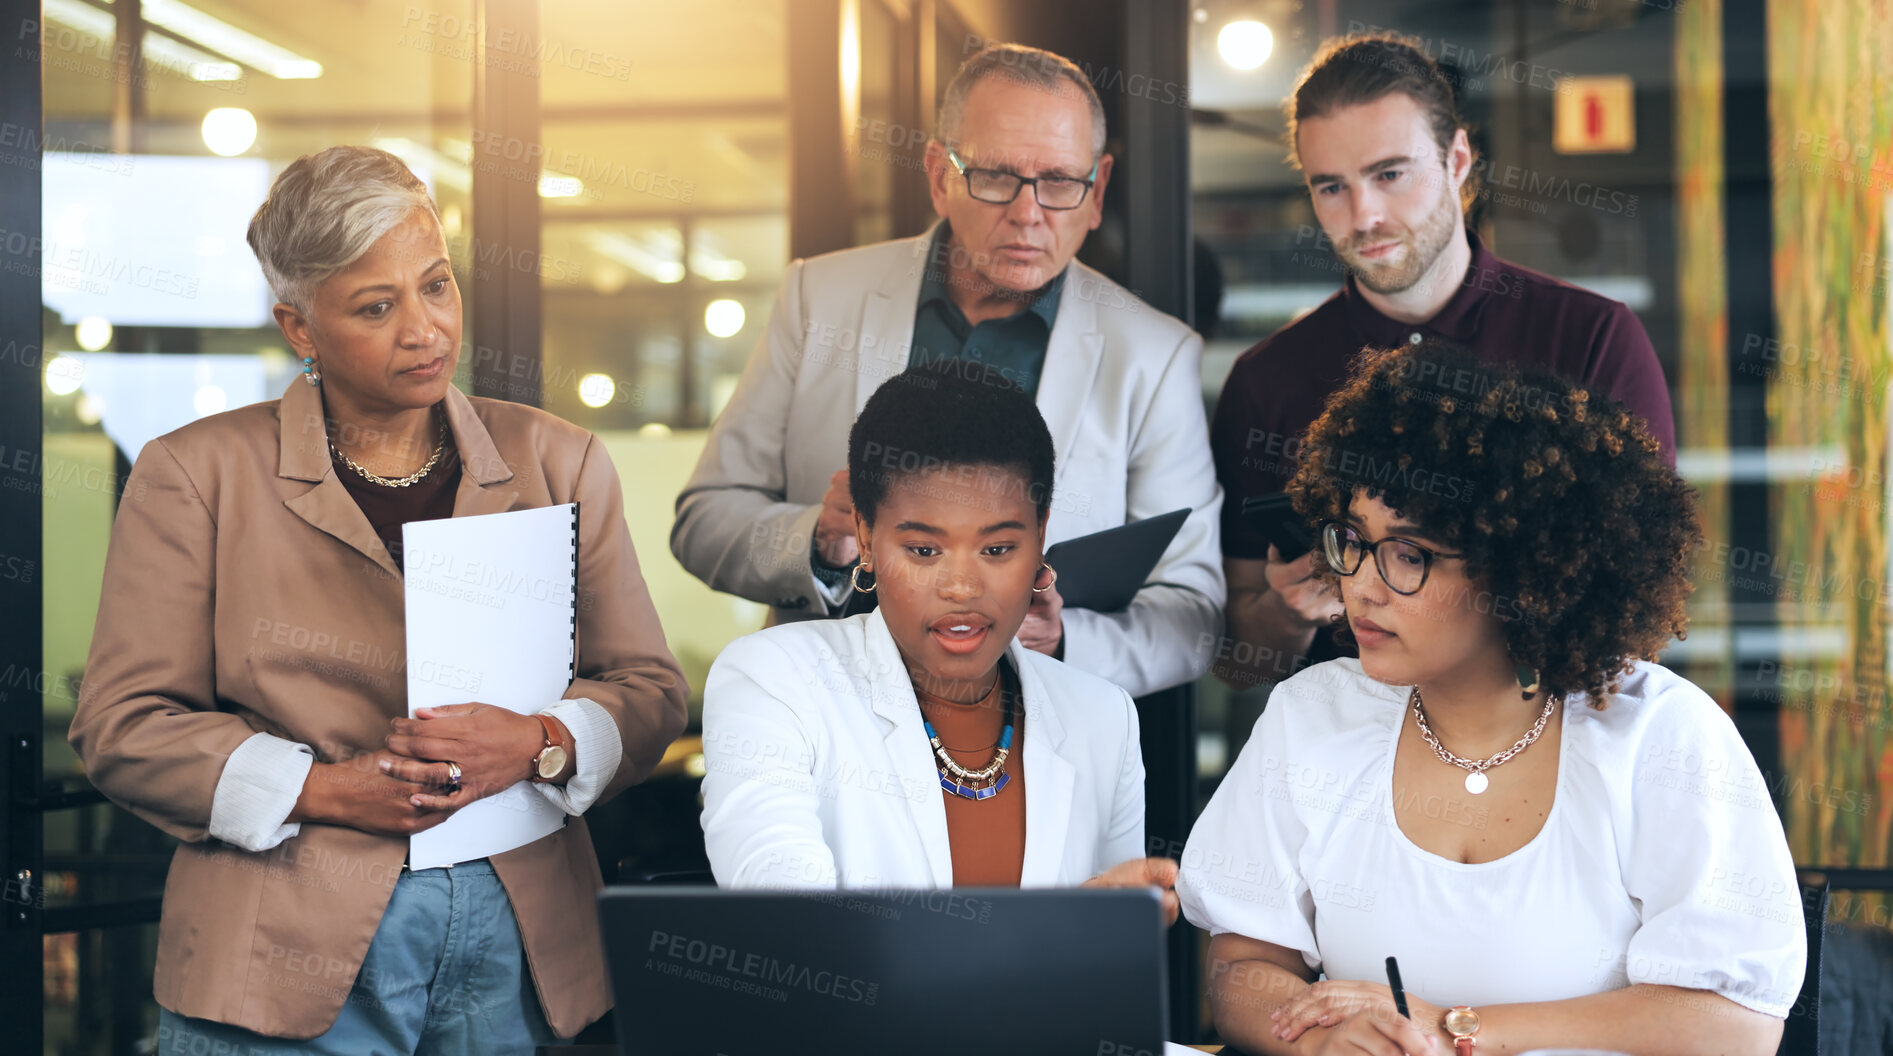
[1464,771,1489,795]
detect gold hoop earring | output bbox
[850,564,876,594]
[1031,562,1058,594]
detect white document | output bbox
[403,503,580,869]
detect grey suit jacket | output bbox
[671,228,1224,695]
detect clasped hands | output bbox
[1270,980,1447,1055]
[291,703,548,837]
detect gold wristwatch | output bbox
[1443,1005,1480,1055]
[530,714,570,782]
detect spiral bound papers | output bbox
[401,503,581,868]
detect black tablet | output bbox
[1043,507,1191,613]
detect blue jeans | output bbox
[158,860,563,1056]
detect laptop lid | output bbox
[598,887,1169,1056]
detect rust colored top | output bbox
[918,659,1026,886]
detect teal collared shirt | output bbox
[908,224,1064,399]
[810,228,1066,599]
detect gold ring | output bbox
[445,761,463,787]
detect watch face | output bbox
[537,745,569,780]
[1443,1007,1480,1036]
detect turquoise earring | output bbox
[302,356,322,386]
[1516,662,1541,700]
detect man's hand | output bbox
[814,470,859,568]
[1215,549,1341,688]
[1264,545,1345,628]
[385,703,546,810]
[1083,857,1181,925]
[289,749,457,836]
[1018,579,1065,657]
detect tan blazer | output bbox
[69,377,688,1039]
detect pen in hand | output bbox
[1385,955,1411,1020]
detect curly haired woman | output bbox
[1178,345,1803,1056]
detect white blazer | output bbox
[699,608,1146,888]
[670,226,1226,697]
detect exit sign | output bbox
[1554,75,1636,154]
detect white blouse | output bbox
[1178,658,1806,1018]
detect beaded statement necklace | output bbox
[917,676,1017,801]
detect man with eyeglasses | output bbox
[673,42,1223,698]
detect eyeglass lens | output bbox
[1322,523,1431,594]
[965,169,1090,209]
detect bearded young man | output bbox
[1210,32,1676,689]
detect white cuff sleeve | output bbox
[208,732,316,852]
[812,567,854,612]
[532,697,623,816]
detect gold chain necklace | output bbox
[330,413,448,488]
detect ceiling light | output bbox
[578,373,615,408]
[538,174,584,199]
[373,137,467,192]
[705,299,746,338]
[201,108,257,156]
[584,230,685,284]
[43,0,238,81]
[74,316,112,351]
[689,231,748,282]
[691,256,747,282]
[141,0,323,79]
[378,138,588,204]
[192,384,227,417]
[1217,20,1273,71]
[45,355,85,396]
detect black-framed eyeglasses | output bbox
[946,147,1098,210]
[1320,522,1465,596]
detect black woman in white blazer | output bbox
[700,366,1178,916]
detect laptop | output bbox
[598,887,1169,1055]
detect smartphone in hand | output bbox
[1239,492,1315,563]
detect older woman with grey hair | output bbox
[69,145,688,1054]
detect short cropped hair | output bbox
[848,365,1057,528]
[937,43,1106,159]
[1287,32,1478,211]
[1286,344,1700,705]
[247,146,439,312]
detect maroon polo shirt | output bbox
[1212,230,1676,562]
